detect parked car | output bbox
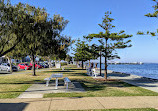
[18,63,32,70]
[39,62,49,68]
[29,63,42,69]
[0,63,18,72]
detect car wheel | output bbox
[25,67,27,70]
[7,68,10,72]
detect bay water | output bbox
[98,63,158,79]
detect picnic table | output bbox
[51,73,63,89]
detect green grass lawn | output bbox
[0,64,158,98]
[61,108,158,111]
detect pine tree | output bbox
[137,0,158,37]
[85,11,132,80]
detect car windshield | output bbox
[2,63,10,66]
[25,63,28,66]
[7,63,10,66]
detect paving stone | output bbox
[18,94,43,98]
[50,97,104,110]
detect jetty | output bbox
[108,62,143,65]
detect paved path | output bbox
[18,82,85,98]
[0,96,158,111]
[93,70,158,93]
[107,73,158,93]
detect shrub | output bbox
[61,62,67,66]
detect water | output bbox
[98,63,158,79]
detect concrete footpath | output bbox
[107,73,158,93]
[94,70,158,93]
[0,96,158,111]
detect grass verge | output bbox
[59,108,158,111]
[0,64,158,98]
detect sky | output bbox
[11,0,158,63]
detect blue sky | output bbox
[11,0,158,63]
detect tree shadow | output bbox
[0,103,28,111]
[68,73,88,77]
[71,79,105,91]
[107,73,131,77]
[66,68,86,70]
[0,80,45,84]
[43,70,74,73]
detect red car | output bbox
[29,63,42,69]
[18,63,32,70]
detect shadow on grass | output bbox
[0,80,45,85]
[43,70,75,73]
[66,68,86,71]
[70,77,154,92]
[67,73,89,77]
[70,79,106,91]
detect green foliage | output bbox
[65,54,72,63]
[73,39,97,62]
[138,0,158,37]
[60,62,67,66]
[0,1,73,75]
[0,0,32,57]
[86,12,132,60]
[85,11,132,79]
[145,0,158,17]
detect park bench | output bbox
[44,73,63,88]
[92,68,100,78]
[44,77,52,86]
[64,77,71,89]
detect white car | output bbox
[0,63,18,72]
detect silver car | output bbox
[0,63,18,72]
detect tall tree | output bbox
[73,39,97,69]
[89,44,105,75]
[13,3,49,76]
[85,11,132,80]
[11,3,69,76]
[41,35,74,68]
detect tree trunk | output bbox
[32,54,36,76]
[89,60,90,67]
[82,60,83,69]
[48,57,51,68]
[100,51,102,76]
[55,60,57,67]
[7,57,12,73]
[104,38,108,80]
[95,63,98,68]
[76,61,79,68]
[14,59,16,65]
